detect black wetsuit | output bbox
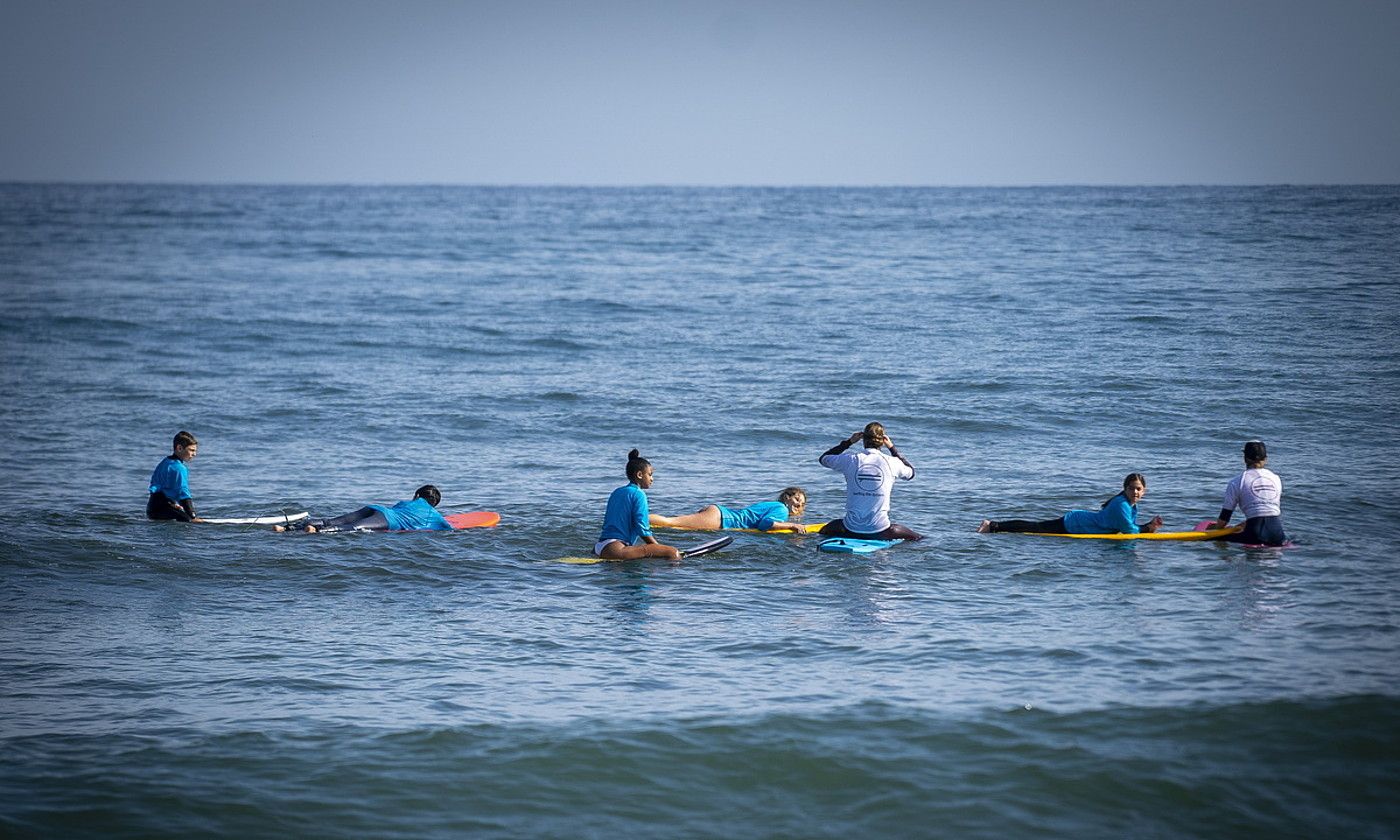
[147,492,195,522]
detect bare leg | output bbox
[648,504,723,530]
[598,540,682,560]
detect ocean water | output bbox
[2,184,1398,838]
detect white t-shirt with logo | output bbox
[1222,468,1283,519]
[820,447,915,533]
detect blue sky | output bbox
[2,0,1397,184]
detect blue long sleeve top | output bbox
[149,456,191,501]
[1062,493,1141,534]
[599,483,652,545]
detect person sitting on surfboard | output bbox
[649,487,809,533]
[147,430,205,522]
[593,449,682,560]
[977,473,1163,534]
[818,423,922,542]
[275,485,452,533]
[1205,441,1289,546]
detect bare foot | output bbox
[273,524,287,532]
[977,520,992,533]
[303,524,318,533]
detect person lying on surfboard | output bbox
[977,473,1163,534]
[147,430,206,523]
[275,484,452,533]
[649,487,809,533]
[1204,441,1289,546]
[593,449,682,560]
[818,422,922,542]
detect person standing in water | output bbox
[1207,441,1289,546]
[594,449,682,560]
[147,430,205,522]
[818,422,922,541]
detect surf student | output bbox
[277,485,452,533]
[977,473,1164,534]
[649,487,809,532]
[818,422,922,541]
[593,449,682,559]
[147,430,205,522]
[1206,441,1288,546]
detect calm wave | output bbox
[2,184,1398,837]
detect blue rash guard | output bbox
[718,501,790,531]
[1063,493,1141,534]
[149,456,191,502]
[599,483,652,545]
[370,497,452,531]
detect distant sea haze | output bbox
[2,184,1398,837]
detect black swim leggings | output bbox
[819,519,924,541]
[147,492,194,522]
[987,516,1068,534]
[305,507,390,533]
[1220,515,1288,546]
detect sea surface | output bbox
[2,184,1398,838]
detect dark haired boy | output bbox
[147,431,205,522]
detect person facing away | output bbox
[276,485,451,533]
[977,473,1163,534]
[649,487,809,532]
[147,430,205,522]
[594,449,682,560]
[818,422,922,541]
[1207,440,1289,546]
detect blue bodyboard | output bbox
[818,537,900,554]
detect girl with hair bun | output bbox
[593,449,682,559]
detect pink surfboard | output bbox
[444,511,501,530]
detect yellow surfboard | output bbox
[653,522,824,534]
[1026,525,1244,541]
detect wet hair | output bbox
[173,430,198,450]
[413,484,441,507]
[1244,440,1268,468]
[625,449,652,482]
[861,422,886,449]
[778,486,806,512]
[1104,473,1147,508]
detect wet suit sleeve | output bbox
[820,438,853,466]
[887,446,915,479]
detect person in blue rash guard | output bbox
[977,473,1164,534]
[593,449,682,560]
[649,487,808,532]
[276,485,451,533]
[147,430,205,522]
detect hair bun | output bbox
[628,448,641,459]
